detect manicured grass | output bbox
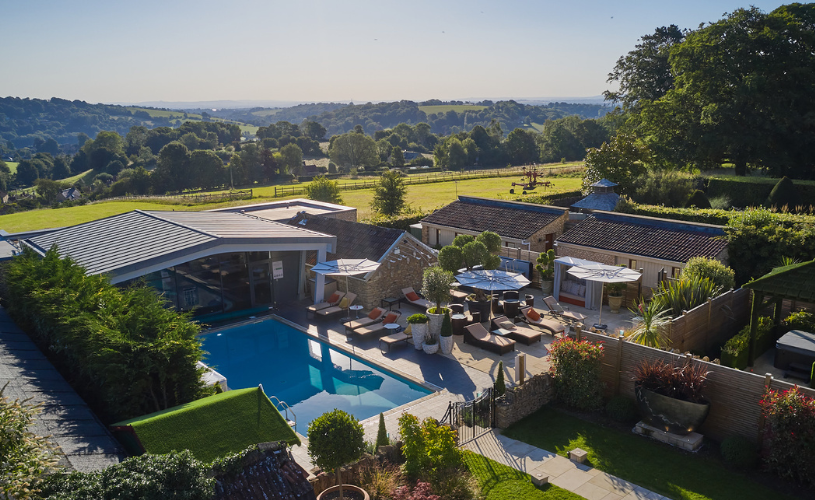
[6,161,18,174]
[112,387,299,464]
[419,104,488,114]
[0,201,180,232]
[503,406,795,500]
[463,451,583,500]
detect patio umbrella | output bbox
[567,264,641,330]
[455,270,530,319]
[311,258,380,319]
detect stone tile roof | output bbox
[556,211,728,263]
[421,196,567,240]
[212,441,315,500]
[288,213,404,264]
[571,192,620,212]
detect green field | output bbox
[128,107,203,120]
[0,202,181,232]
[6,162,18,174]
[250,109,281,117]
[419,104,488,115]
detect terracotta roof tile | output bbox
[421,196,567,240]
[557,212,728,263]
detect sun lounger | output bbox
[543,295,587,324]
[379,325,412,352]
[353,311,402,339]
[464,323,516,355]
[521,306,567,336]
[490,315,542,345]
[315,292,357,319]
[307,291,346,317]
[402,287,433,309]
[344,307,387,332]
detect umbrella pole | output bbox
[596,282,606,330]
[346,275,351,320]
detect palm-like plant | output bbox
[627,298,672,348]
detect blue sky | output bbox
[2,0,791,104]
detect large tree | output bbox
[328,132,379,171]
[189,150,224,190]
[154,142,191,192]
[371,170,407,216]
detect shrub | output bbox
[766,176,798,209]
[652,275,720,318]
[407,313,428,324]
[421,266,454,312]
[605,396,637,423]
[398,413,462,481]
[305,174,343,204]
[759,386,815,486]
[631,170,694,207]
[627,297,671,348]
[308,409,365,494]
[681,257,735,292]
[328,161,337,174]
[376,412,389,449]
[721,328,750,369]
[535,248,556,280]
[720,435,759,469]
[633,359,709,403]
[685,189,711,208]
[1,384,58,500]
[1,248,212,423]
[548,337,604,410]
[359,462,403,500]
[440,310,452,337]
[783,311,815,333]
[363,209,429,230]
[392,481,440,500]
[438,245,464,273]
[709,194,732,210]
[494,361,506,396]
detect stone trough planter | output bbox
[635,385,710,435]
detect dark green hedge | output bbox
[707,177,815,208]
[0,248,213,423]
[721,317,774,369]
[363,211,429,230]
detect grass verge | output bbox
[502,406,796,500]
[463,451,583,500]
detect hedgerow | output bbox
[548,337,604,410]
[759,386,815,486]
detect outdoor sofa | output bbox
[464,323,516,355]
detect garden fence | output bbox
[98,189,253,205]
[664,288,751,353]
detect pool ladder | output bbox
[269,394,297,430]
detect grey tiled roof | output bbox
[571,192,620,211]
[421,196,567,240]
[557,211,728,263]
[287,213,403,264]
[590,178,618,188]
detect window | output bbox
[629,259,638,269]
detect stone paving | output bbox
[0,307,126,472]
[465,430,668,500]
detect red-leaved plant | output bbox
[392,481,440,500]
[632,359,709,403]
[759,386,815,486]
[548,337,605,410]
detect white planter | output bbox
[411,323,428,350]
[426,309,445,336]
[423,342,439,354]
[541,279,554,295]
[439,335,453,354]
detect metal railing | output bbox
[441,387,495,445]
[268,394,297,431]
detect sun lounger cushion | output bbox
[406,291,420,302]
[498,320,516,330]
[527,308,541,321]
[327,292,341,304]
[368,308,384,320]
[384,312,399,324]
[339,297,350,308]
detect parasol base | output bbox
[593,323,608,331]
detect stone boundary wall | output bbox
[308,444,402,494]
[577,329,815,444]
[495,373,554,429]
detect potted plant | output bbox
[606,281,627,313]
[308,409,368,500]
[439,310,453,354]
[535,249,556,295]
[421,266,454,336]
[633,359,710,435]
[422,332,439,354]
[407,313,428,350]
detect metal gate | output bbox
[441,388,495,445]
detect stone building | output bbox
[287,214,437,311]
[420,196,569,252]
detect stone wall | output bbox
[495,373,554,429]
[330,209,358,223]
[528,214,567,252]
[308,444,402,495]
[556,245,615,265]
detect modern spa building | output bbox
[19,210,338,321]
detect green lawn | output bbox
[503,406,795,500]
[6,161,18,174]
[0,202,181,232]
[419,104,488,115]
[112,387,299,464]
[463,451,583,500]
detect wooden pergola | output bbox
[743,260,815,366]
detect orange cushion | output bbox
[527,308,541,321]
[384,313,398,324]
[327,292,340,303]
[406,292,420,302]
[368,308,382,320]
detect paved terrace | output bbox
[0,307,125,472]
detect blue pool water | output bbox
[201,319,431,435]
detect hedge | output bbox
[363,210,430,230]
[616,199,815,227]
[0,247,213,423]
[707,176,815,209]
[721,317,773,369]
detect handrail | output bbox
[269,395,297,431]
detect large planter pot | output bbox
[635,385,710,435]
[411,322,428,350]
[540,279,554,295]
[608,294,623,314]
[423,341,439,354]
[317,484,370,500]
[426,309,445,336]
[439,335,453,354]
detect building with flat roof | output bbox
[210,198,356,223]
[21,210,337,321]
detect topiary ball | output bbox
[720,435,759,469]
[605,396,638,423]
[685,189,711,209]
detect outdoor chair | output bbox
[379,324,412,352]
[353,311,402,339]
[521,306,567,337]
[463,323,516,355]
[344,307,387,333]
[402,287,433,309]
[449,288,469,304]
[490,315,542,345]
[491,294,504,315]
[315,292,357,319]
[307,291,346,318]
[542,295,587,325]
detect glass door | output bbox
[250,262,273,306]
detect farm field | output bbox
[6,162,18,174]
[250,109,281,117]
[127,107,203,120]
[419,104,488,114]
[0,174,582,233]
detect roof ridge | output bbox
[591,211,725,234]
[137,210,220,239]
[458,195,566,214]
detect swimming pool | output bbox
[200,319,431,435]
